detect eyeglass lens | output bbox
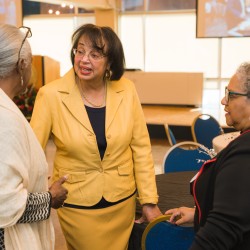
[73,48,105,61]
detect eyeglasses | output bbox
[73,48,106,61]
[225,86,248,102]
[17,26,32,65]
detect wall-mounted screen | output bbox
[197,0,250,38]
[0,0,22,27]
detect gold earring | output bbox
[20,75,24,86]
[105,69,111,80]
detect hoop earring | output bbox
[20,75,24,86]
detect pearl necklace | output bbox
[78,81,106,108]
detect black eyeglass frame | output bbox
[225,86,248,103]
[16,26,32,66]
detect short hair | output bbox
[0,23,31,79]
[236,62,250,95]
[70,23,125,81]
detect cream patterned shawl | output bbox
[0,89,54,250]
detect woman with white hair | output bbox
[0,23,68,250]
[166,62,250,249]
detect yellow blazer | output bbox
[30,69,158,206]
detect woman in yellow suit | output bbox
[30,24,161,250]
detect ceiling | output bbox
[26,0,116,9]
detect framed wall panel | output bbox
[0,0,22,27]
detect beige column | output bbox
[95,8,118,33]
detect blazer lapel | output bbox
[59,69,94,134]
[106,81,124,131]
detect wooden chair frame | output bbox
[164,123,177,146]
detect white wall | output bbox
[120,12,250,79]
[24,15,95,76]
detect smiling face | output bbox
[221,74,250,132]
[73,35,109,84]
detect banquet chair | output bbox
[191,114,224,149]
[162,141,215,173]
[141,215,195,250]
[164,123,177,146]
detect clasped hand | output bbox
[135,204,162,224]
[49,175,68,209]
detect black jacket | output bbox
[190,130,250,250]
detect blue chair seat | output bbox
[191,114,224,149]
[162,141,215,173]
[141,215,195,250]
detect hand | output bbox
[49,175,68,209]
[135,204,162,224]
[165,207,195,225]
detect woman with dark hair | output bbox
[30,23,161,250]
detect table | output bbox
[212,131,240,153]
[129,171,196,250]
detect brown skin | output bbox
[73,36,109,107]
[0,58,32,99]
[165,207,195,225]
[221,74,250,132]
[135,204,163,224]
[49,176,68,209]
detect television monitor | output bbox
[196,0,250,38]
[0,0,23,27]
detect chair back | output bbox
[141,215,195,250]
[191,114,224,149]
[162,141,214,173]
[164,124,177,146]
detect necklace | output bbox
[78,81,106,108]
